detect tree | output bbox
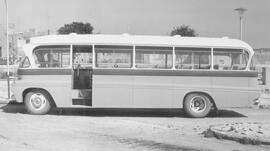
[170,25,196,37]
[57,22,94,34]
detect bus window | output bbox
[175,50,192,69]
[73,45,92,67]
[249,58,256,71]
[175,47,211,70]
[213,48,248,70]
[33,45,70,68]
[135,46,173,69]
[95,45,133,68]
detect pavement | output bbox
[202,91,270,145]
[204,122,270,145]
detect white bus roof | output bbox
[29,34,254,55]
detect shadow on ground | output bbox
[0,101,246,118]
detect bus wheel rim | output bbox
[29,93,47,110]
[190,96,207,113]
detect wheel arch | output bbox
[22,88,57,107]
[183,91,217,111]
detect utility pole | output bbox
[5,0,10,99]
[234,8,247,40]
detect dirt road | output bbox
[0,103,269,151]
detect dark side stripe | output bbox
[93,69,258,77]
[18,68,258,77]
[18,68,72,75]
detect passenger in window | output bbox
[48,53,59,67]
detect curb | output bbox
[203,123,270,145]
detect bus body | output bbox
[12,34,260,117]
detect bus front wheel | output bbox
[24,90,52,115]
[183,93,211,118]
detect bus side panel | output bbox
[172,76,213,108]
[92,75,133,107]
[14,75,71,107]
[212,77,252,107]
[133,76,173,108]
[248,77,261,104]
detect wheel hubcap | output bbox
[29,93,47,110]
[190,96,207,113]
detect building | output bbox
[0,25,50,64]
[254,48,270,66]
[0,23,18,64]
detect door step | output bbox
[72,89,91,99]
[72,98,92,106]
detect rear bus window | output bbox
[175,47,211,70]
[213,48,248,70]
[95,45,133,68]
[33,45,70,68]
[135,46,173,69]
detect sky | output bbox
[0,0,270,48]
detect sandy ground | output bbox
[0,81,270,151]
[0,105,270,151]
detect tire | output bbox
[24,90,52,115]
[183,93,212,118]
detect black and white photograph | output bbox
[0,0,270,150]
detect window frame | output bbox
[175,47,212,70]
[32,45,71,69]
[213,48,249,71]
[95,45,133,69]
[135,46,173,69]
[72,45,93,67]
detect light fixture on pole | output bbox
[234,8,247,40]
[4,0,10,99]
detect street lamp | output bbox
[4,0,10,99]
[234,8,247,40]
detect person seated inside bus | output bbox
[35,52,60,68]
[50,59,60,67]
[213,64,219,70]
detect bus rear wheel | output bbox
[24,90,52,115]
[183,93,211,118]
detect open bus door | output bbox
[72,45,93,106]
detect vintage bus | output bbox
[12,34,260,117]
